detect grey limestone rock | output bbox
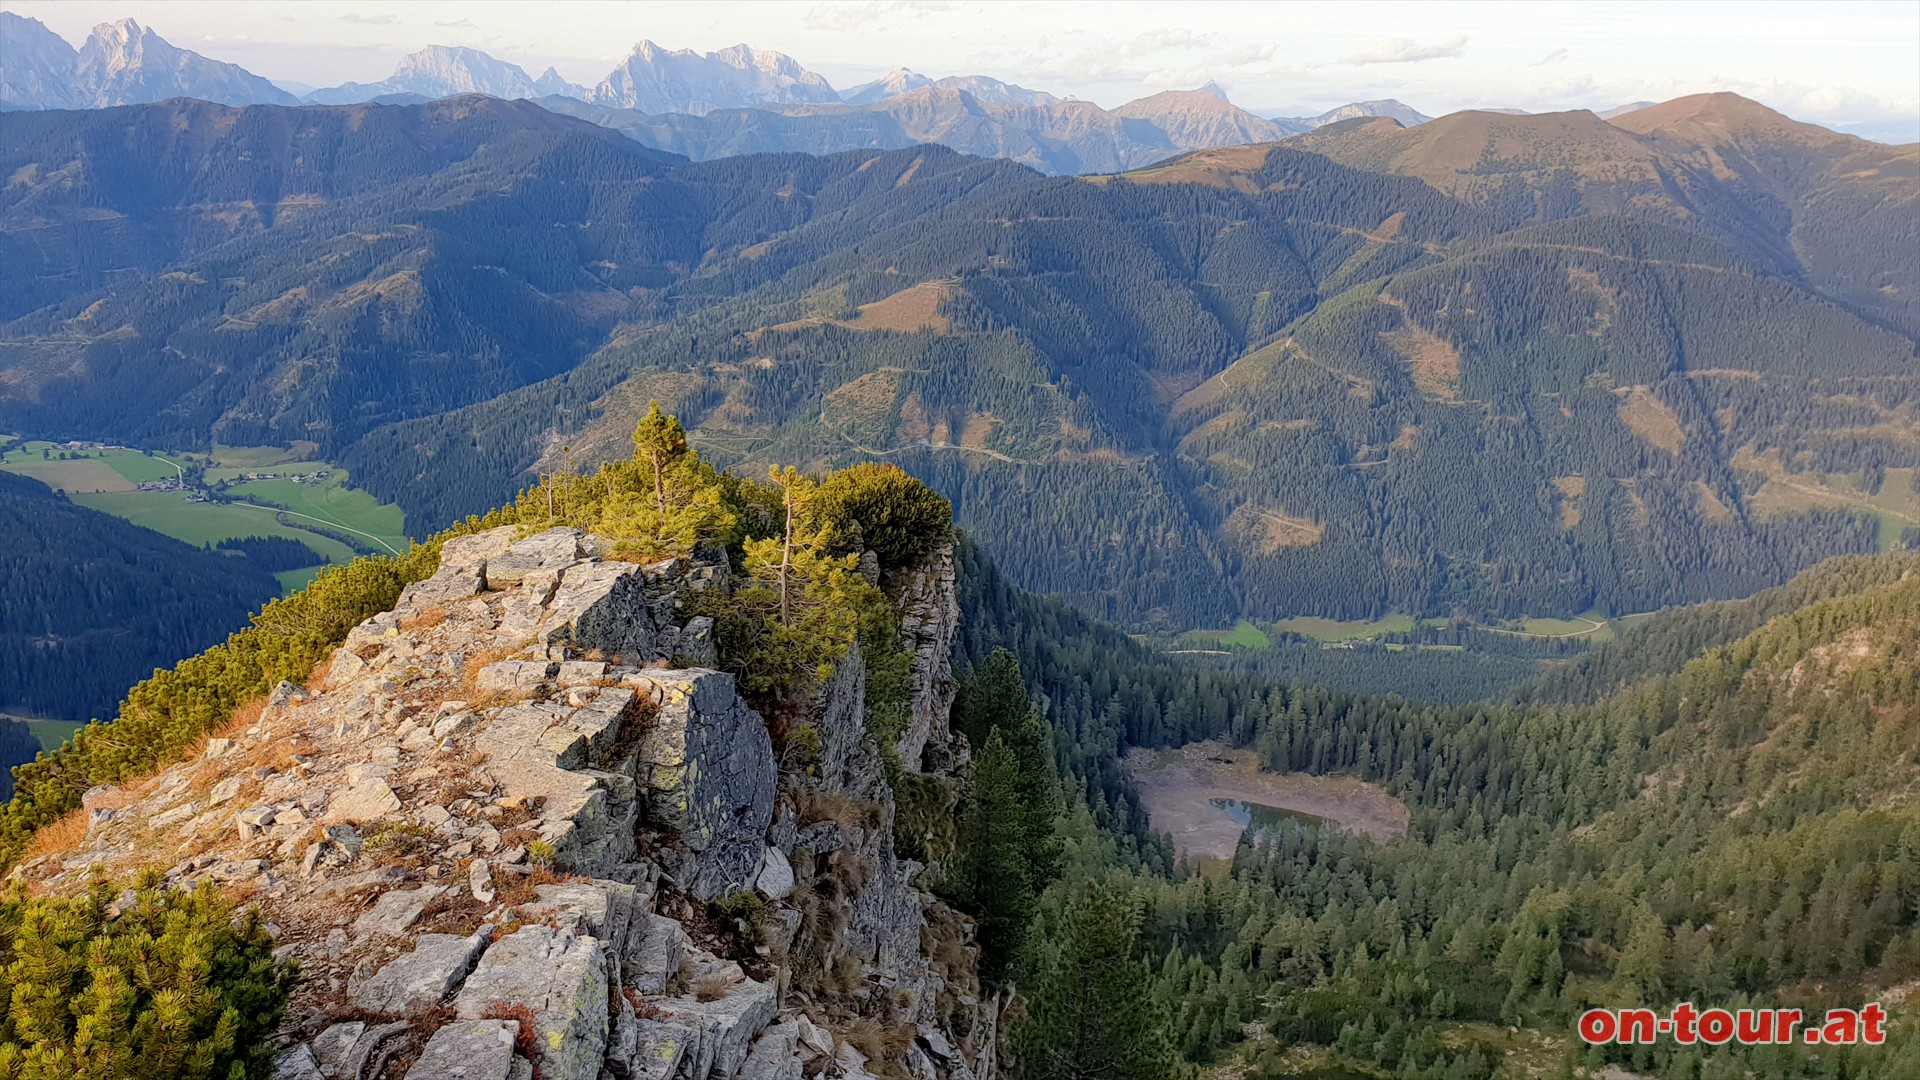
[736,1019,805,1080]
[483,527,585,587]
[888,541,962,771]
[649,976,779,1080]
[273,1044,323,1080]
[516,880,641,956]
[352,885,441,940]
[454,925,608,1080]
[755,847,794,900]
[473,660,557,694]
[810,646,885,799]
[403,1019,518,1080]
[323,778,401,824]
[623,1016,697,1080]
[630,671,775,900]
[348,930,489,1016]
[623,913,690,995]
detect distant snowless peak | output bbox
[0,14,1899,141]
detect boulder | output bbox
[755,847,794,900]
[273,1045,323,1080]
[454,925,608,1080]
[402,527,518,605]
[404,1020,518,1080]
[810,647,884,799]
[351,885,441,940]
[623,1016,696,1080]
[795,1015,834,1058]
[486,527,585,586]
[470,859,495,903]
[541,562,669,663]
[651,976,778,1080]
[473,661,557,694]
[629,671,776,900]
[311,1020,407,1080]
[736,1020,804,1080]
[624,913,690,995]
[348,930,489,1016]
[516,880,640,955]
[324,778,401,824]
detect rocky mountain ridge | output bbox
[16,523,985,1080]
[0,13,296,109]
[304,46,587,107]
[0,13,1433,174]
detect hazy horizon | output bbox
[6,0,1917,142]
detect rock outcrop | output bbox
[887,544,964,773]
[20,526,993,1079]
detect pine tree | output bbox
[959,729,1040,977]
[631,401,688,519]
[1013,880,1178,1080]
[958,648,1029,749]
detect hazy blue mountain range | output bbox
[302,44,586,105]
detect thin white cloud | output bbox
[1534,47,1570,66]
[804,1,965,32]
[436,19,479,30]
[338,13,400,25]
[1120,29,1212,58]
[1343,35,1468,66]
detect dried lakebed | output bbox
[1128,740,1410,861]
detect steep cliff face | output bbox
[15,526,989,1080]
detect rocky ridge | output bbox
[16,525,990,1080]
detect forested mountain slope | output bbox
[1,94,1914,629]
[1294,94,1920,336]
[958,544,1920,1074]
[0,472,280,724]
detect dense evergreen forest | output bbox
[2,95,1914,630]
[950,539,1920,1077]
[0,473,279,725]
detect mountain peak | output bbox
[68,16,296,108]
[843,66,934,105]
[1610,91,1851,147]
[0,12,83,109]
[308,44,575,105]
[592,38,839,114]
[1114,87,1292,151]
[1198,81,1230,101]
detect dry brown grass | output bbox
[226,697,267,735]
[399,604,447,631]
[457,646,517,696]
[1224,505,1324,554]
[24,808,90,861]
[839,1018,915,1076]
[1379,316,1462,401]
[794,788,884,832]
[844,280,958,333]
[693,974,735,1002]
[302,656,332,693]
[1617,386,1685,452]
[82,785,145,812]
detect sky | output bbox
[10,0,1919,140]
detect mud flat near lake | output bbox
[1128,740,1410,861]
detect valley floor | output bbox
[1127,740,1409,861]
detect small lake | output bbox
[1211,798,1329,836]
